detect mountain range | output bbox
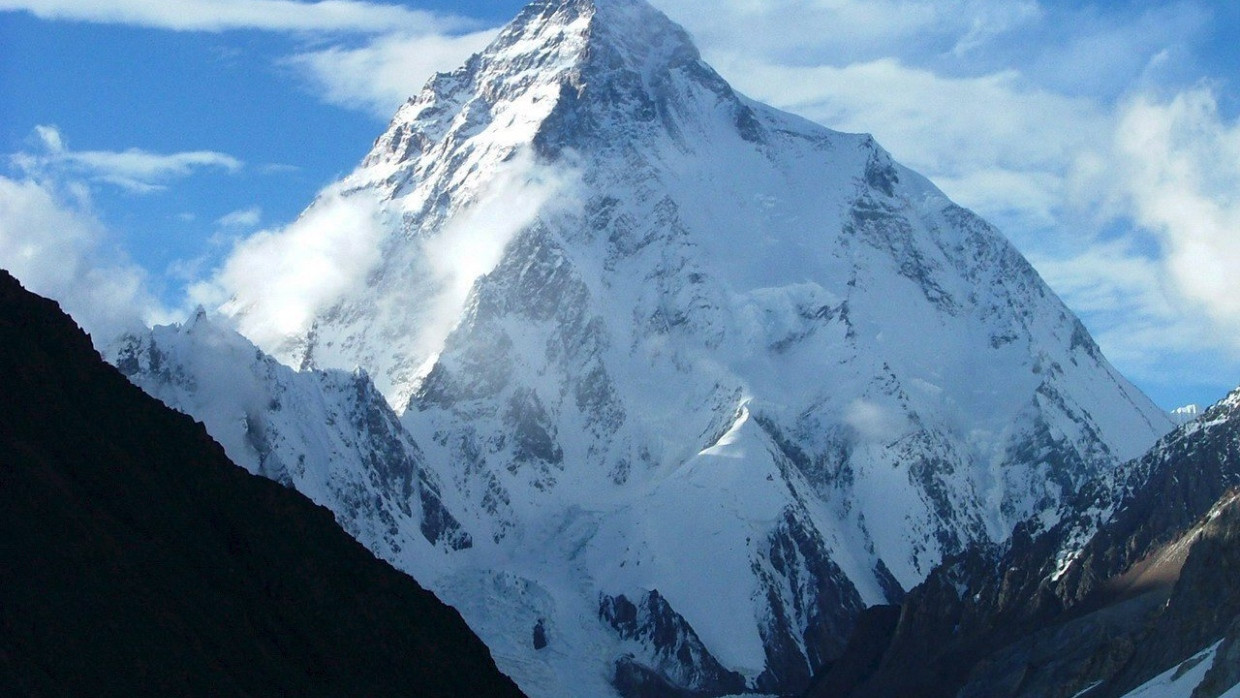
[55,0,1235,696]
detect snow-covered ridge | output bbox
[116,0,1175,696]
[109,314,471,578]
[1170,403,1203,425]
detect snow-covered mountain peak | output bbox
[125,1,1177,695]
[358,0,742,184]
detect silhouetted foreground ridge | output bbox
[0,269,525,698]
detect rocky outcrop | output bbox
[600,591,746,697]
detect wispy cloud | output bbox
[655,0,1043,67]
[14,125,242,194]
[0,0,472,34]
[285,29,497,117]
[1111,88,1240,337]
[189,185,390,350]
[0,175,171,344]
[216,206,262,229]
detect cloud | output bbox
[14,125,242,194]
[654,0,1041,66]
[412,150,581,359]
[1111,88,1240,338]
[0,0,472,34]
[718,57,1106,178]
[699,54,1113,247]
[216,206,262,228]
[2,0,491,119]
[0,175,170,345]
[844,399,904,443]
[1030,237,1240,401]
[189,186,389,351]
[184,147,578,399]
[285,29,497,117]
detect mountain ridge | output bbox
[810,384,1240,697]
[0,269,523,697]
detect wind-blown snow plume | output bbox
[413,151,581,364]
[192,186,388,352]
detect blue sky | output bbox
[1,0,1238,411]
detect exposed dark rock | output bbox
[600,590,746,697]
[805,604,901,696]
[533,619,549,650]
[755,509,866,694]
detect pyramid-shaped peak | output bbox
[491,0,701,76]
[362,0,736,174]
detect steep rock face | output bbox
[600,590,747,696]
[819,388,1240,698]
[119,0,1170,696]
[110,316,472,582]
[0,270,522,698]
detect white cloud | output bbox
[844,399,904,443]
[216,206,262,228]
[15,125,243,194]
[2,0,491,120]
[0,176,170,345]
[190,186,389,350]
[286,29,497,117]
[0,0,471,34]
[715,56,1107,178]
[1112,88,1240,338]
[185,148,578,390]
[699,54,1114,250]
[1030,238,1240,397]
[413,150,581,359]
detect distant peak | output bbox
[184,305,209,331]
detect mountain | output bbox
[813,387,1240,697]
[1171,403,1204,426]
[111,310,473,586]
[0,269,523,698]
[114,0,1173,695]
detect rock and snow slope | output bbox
[811,387,1240,698]
[115,0,1172,695]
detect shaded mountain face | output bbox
[813,388,1240,698]
[0,269,523,698]
[115,0,1172,695]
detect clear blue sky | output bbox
[1,0,1238,410]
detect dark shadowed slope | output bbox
[0,269,524,698]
